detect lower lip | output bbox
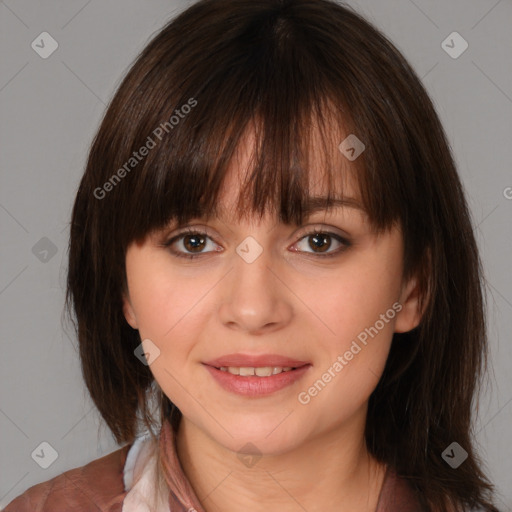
[203,364,312,396]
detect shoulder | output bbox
[3,444,132,512]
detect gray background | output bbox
[0,0,511,509]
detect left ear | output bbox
[394,275,425,333]
[122,293,138,330]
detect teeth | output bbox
[255,367,273,377]
[219,366,294,376]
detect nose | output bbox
[218,240,294,335]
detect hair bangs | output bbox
[110,5,406,252]
[120,90,397,256]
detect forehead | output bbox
[213,121,361,221]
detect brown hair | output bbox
[65,0,499,510]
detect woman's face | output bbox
[122,134,422,455]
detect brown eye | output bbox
[308,233,332,253]
[293,230,350,258]
[182,233,207,253]
[164,229,220,259]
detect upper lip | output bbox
[203,354,310,368]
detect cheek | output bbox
[304,285,398,423]
[126,253,212,342]
[319,257,402,345]
[305,247,402,404]
[126,264,213,405]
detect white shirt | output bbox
[122,432,171,512]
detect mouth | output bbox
[210,365,305,377]
[202,355,312,396]
[203,353,310,369]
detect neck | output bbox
[175,415,387,512]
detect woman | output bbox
[5,0,499,510]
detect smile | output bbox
[218,366,295,376]
[203,363,311,396]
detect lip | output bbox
[203,353,310,368]
[203,359,312,397]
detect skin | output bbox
[122,129,423,512]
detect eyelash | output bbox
[162,226,351,260]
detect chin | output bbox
[207,415,306,455]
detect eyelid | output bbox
[161,226,223,248]
[160,226,223,260]
[296,223,350,240]
[163,225,220,243]
[167,223,350,240]
[290,225,352,257]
